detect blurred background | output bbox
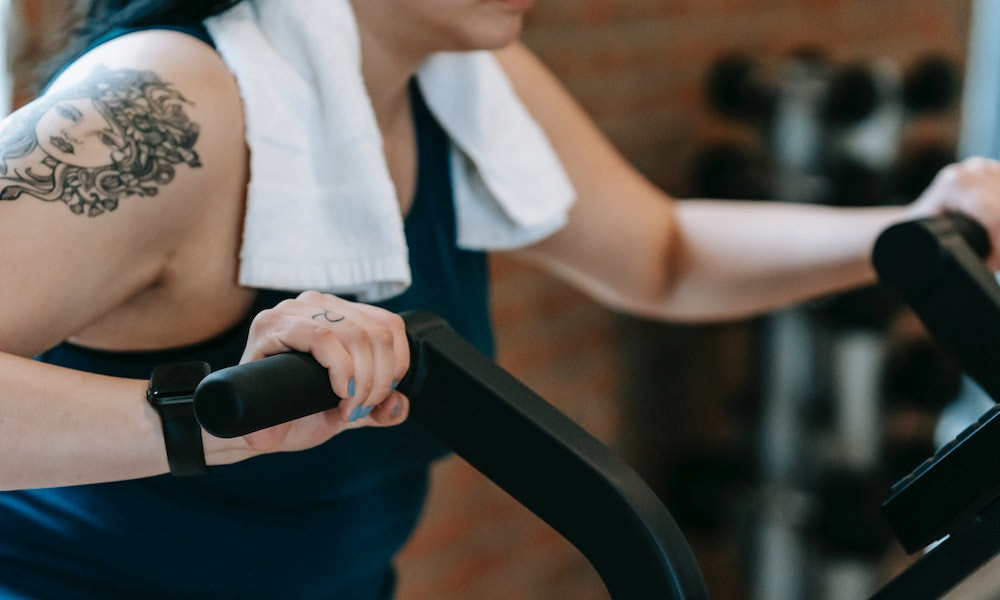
[2,1,988,598]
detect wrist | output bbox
[147,362,210,476]
[202,429,256,466]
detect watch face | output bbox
[150,362,211,398]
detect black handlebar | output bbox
[191,213,1000,600]
[193,311,709,600]
[872,213,1000,599]
[873,212,1000,401]
[194,352,348,438]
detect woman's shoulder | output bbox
[12,28,247,219]
[48,28,239,110]
[30,28,247,208]
[0,27,251,355]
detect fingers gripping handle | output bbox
[194,353,340,438]
[950,212,993,258]
[193,317,425,439]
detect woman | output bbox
[0,0,998,597]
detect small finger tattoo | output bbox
[312,310,345,324]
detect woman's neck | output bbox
[357,32,421,130]
[351,1,429,128]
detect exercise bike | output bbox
[189,213,1000,600]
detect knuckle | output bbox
[341,321,367,343]
[296,290,324,302]
[274,298,303,312]
[966,156,994,170]
[248,308,284,334]
[312,324,338,343]
[938,163,960,182]
[954,169,978,189]
[370,324,394,347]
[384,311,405,332]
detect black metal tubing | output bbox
[879,399,1000,554]
[872,214,1000,599]
[871,499,1000,600]
[194,311,708,600]
[872,213,1000,400]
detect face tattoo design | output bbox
[0,65,201,216]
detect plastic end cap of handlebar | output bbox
[192,374,246,439]
[873,221,943,291]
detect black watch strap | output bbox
[147,362,211,477]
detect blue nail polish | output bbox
[391,399,401,417]
[348,378,355,398]
[360,405,374,418]
[349,405,363,422]
[390,380,398,391]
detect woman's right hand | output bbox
[207,291,410,461]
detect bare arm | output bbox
[0,32,245,488]
[497,43,1000,322]
[0,32,408,490]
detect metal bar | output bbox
[194,311,709,600]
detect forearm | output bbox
[500,43,1000,324]
[660,200,911,321]
[0,353,248,490]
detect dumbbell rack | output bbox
[871,215,1000,599]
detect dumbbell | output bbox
[883,338,962,413]
[704,52,774,123]
[892,143,956,202]
[688,141,771,200]
[902,54,961,114]
[823,62,883,128]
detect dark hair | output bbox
[78,0,243,37]
[38,0,243,87]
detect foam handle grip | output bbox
[193,352,340,438]
[873,212,991,291]
[948,212,992,257]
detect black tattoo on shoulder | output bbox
[312,310,346,324]
[0,65,201,216]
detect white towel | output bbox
[204,0,575,301]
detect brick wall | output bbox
[7,0,75,107]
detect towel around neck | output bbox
[205,0,575,301]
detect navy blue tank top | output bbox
[0,24,493,599]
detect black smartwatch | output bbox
[147,362,211,477]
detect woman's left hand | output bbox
[908,156,1000,269]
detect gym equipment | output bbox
[823,62,881,127]
[689,141,771,200]
[871,214,1000,599]
[810,467,893,560]
[882,338,962,412]
[193,312,709,600]
[893,143,957,202]
[663,447,756,535]
[902,55,961,114]
[704,52,774,122]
